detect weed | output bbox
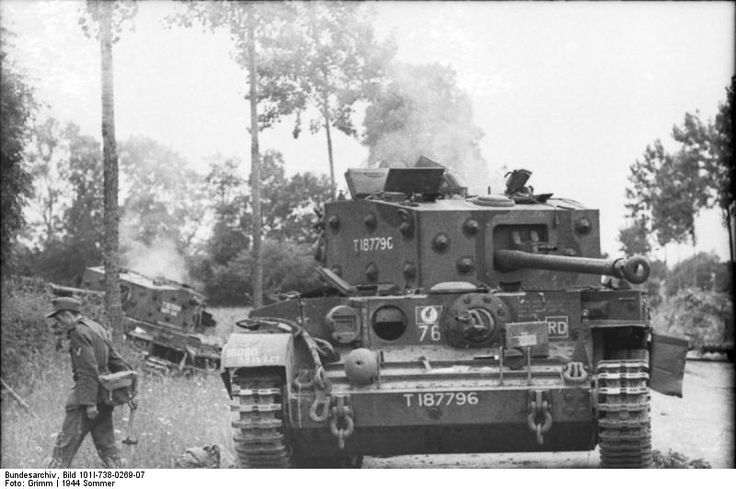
[652,449,712,468]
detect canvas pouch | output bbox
[99,370,137,406]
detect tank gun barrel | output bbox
[493,249,650,284]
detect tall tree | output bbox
[80,0,138,334]
[363,63,487,190]
[625,79,735,255]
[0,27,36,274]
[171,2,306,307]
[293,2,395,198]
[625,140,704,249]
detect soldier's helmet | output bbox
[45,297,82,319]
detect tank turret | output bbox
[316,156,650,291]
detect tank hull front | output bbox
[287,359,595,456]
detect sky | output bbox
[1,0,734,263]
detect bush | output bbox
[652,288,734,350]
[1,276,110,393]
[196,239,322,306]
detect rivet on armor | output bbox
[432,233,450,253]
[328,215,340,230]
[574,217,592,235]
[366,263,379,282]
[364,212,377,230]
[398,209,414,237]
[402,262,417,280]
[463,218,480,236]
[456,257,474,274]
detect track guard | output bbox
[220,333,293,397]
[649,332,688,397]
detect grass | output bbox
[0,284,246,468]
[1,342,236,468]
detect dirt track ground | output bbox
[362,360,734,468]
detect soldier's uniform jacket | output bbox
[65,317,131,410]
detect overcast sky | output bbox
[2,0,733,262]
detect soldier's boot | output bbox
[100,455,128,468]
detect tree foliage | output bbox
[199,239,322,306]
[17,122,104,285]
[1,27,36,274]
[170,2,305,131]
[118,136,207,253]
[618,217,652,256]
[623,78,734,251]
[291,2,395,197]
[363,63,487,190]
[258,150,331,243]
[653,288,733,351]
[664,252,731,297]
[25,118,71,245]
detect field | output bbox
[0,297,250,469]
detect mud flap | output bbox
[649,332,688,397]
[220,333,293,397]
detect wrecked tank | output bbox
[51,266,222,373]
[219,156,688,468]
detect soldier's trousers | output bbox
[49,404,122,468]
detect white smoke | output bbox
[120,211,191,284]
[366,63,493,194]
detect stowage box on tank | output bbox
[220,157,687,468]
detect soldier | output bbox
[46,297,135,468]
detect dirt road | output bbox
[363,360,734,468]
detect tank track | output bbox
[595,359,652,468]
[231,371,291,468]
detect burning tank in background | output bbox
[219,156,688,468]
[51,266,222,373]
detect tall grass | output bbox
[1,283,240,468]
[1,350,236,468]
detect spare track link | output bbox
[231,371,291,468]
[595,359,652,468]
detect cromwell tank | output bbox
[220,157,687,468]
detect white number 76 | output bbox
[418,324,441,342]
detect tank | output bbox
[51,266,222,373]
[220,157,688,468]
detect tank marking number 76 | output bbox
[403,391,479,408]
[353,236,394,252]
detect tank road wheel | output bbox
[595,359,652,468]
[231,368,293,468]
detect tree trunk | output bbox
[323,104,336,200]
[99,2,123,335]
[248,5,263,308]
[725,206,734,262]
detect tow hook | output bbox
[329,395,354,449]
[527,390,553,445]
[562,361,588,384]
